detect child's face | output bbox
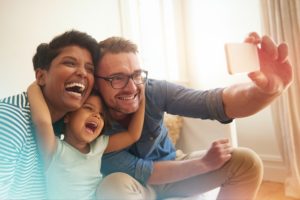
[64,95,104,144]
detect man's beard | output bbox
[108,104,138,119]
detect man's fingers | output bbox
[248,71,268,89]
[211,139,230,148]
[217,138,230,144]
[244,32,261,44]
[261,36,278,60]
[278,43,289,63]
[211,139,233,154]
[248,32,260,39]
[226,147,234,154]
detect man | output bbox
[94,33,292,200]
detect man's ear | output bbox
[35,69,46,86]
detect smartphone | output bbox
[224,43,260,74]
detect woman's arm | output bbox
[105,89,145,153]
[27,81,57,168]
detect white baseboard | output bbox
[259,154,287,183]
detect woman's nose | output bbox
[76,65,88,77]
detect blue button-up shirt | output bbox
[101,79,232,184]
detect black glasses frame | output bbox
[95,70,148,89]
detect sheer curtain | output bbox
[260,0,300,198]
[118,0,187,83]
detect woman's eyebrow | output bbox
[61,56,76,60]
[62,56,94,66]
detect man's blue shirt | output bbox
[101,79,232,184]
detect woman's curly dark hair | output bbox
[32,30,99,71]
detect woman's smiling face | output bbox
[36,45,95,120]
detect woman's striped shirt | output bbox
[0,92,47,199]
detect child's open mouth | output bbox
[85,121,98,134]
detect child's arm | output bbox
[105,89,145,153]
[27,81,56,168]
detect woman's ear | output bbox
[35,69,46,86]
[64,114,70,124]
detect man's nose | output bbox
[124,78,137,90]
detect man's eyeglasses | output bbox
[95,70,148,89]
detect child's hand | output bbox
[27,81,41,98]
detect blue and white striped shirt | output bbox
[0,92,47,200]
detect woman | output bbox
[0,30,99,200]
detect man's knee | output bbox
[97,172,134,191]
[229,147,263,180]
[96,172,151,200]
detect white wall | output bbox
[0,0,122,98]
[236,107,287,182]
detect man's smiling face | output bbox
[95,52,144,120]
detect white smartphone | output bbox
[224,43,260,74]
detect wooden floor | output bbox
[256,181,300,200]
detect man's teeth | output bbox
[118,95,136,100]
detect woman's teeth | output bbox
[65,82,86,95]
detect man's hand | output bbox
[223,32,293,118]
[201,139,233,171]
[245,32,293,95]
[148,139,233,184]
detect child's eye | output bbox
[83,105,93,111]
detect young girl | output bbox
[27,81,145,200]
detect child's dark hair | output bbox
[32,30,99,71]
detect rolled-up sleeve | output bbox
[205,88,232,123]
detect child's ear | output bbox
[35,69,46,86]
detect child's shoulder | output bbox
[91,135,109,153]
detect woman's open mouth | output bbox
[65,82,86,97]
